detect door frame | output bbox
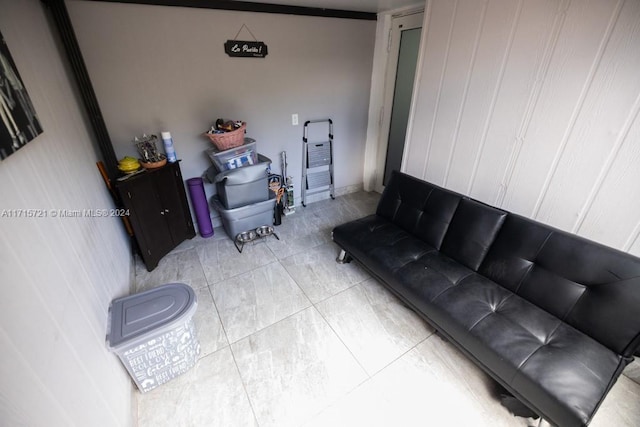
[376,11,423,192]
[361,5,425,193]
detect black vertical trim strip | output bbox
[41,0,119,180]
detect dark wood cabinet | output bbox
[115,162,195,271]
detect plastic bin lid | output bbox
[107,283,197,349]
[204,153,271,181]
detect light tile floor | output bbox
[134,191,640,427]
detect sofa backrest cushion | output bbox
[479,215,552,293]
[379,171,640,356]
[377,171,461,250]
[440,199,507,271]
[480,214,640,356]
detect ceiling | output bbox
[234,0,423,13]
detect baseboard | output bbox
[129,239,137,294]
[129,381,138,426]
[205,183,365,223]
[300,183,364,205]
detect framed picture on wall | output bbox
[0,30,43,161]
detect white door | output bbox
[376,12,423,191]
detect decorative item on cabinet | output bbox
[115,162,195,271]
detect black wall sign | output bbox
[224,40,268,58]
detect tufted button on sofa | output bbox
[332,171,640,427]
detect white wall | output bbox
[66,1,376,221]
[404,0,640,256]
[0,1,133,425]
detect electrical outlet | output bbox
[292,114,299,126]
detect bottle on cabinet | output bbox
[161,131,178,163]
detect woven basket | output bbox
[204,122,246,150]
[140,156,167,169]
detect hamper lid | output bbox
[107,283,197,349]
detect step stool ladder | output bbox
[301,119,335,207]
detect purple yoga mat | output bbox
[187,177,214,238]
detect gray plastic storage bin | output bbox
[211,194,275,240]
[106,283,199,393]
[206,155,271,209]
[206,140,257,171]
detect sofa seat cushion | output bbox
[332,214,403,258]
[333,214,436,276]
[424,274,621,427]
[333,218,624,427]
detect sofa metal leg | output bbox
[336,249,352,264]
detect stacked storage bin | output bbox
[205,140,275,240]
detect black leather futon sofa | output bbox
[332,171,640,427]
